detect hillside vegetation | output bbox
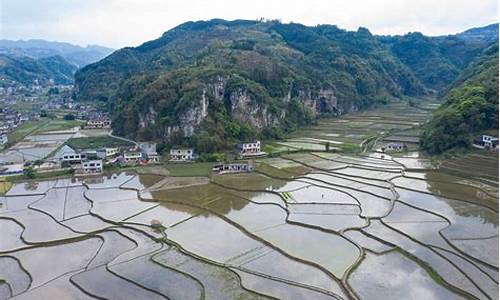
[421,43,499,153]
[73,19,497,153]
[0,54,77,86]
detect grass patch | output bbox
[0,180,13,195]
[66,136,134,150]
[164,162,213,177]
[6,119,50,146]
[35,119,86,133]
[6,169,74,182]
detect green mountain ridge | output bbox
[0,54,78,86]
[72,19,498,153]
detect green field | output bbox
[65,136,134,150]
[6,119,50,146]
[35,119,86,133]
[164,162,213,177]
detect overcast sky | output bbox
[1,0,498,48]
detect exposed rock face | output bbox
[227,89,277,129]
[301,88,339,116]
[133,75,343,140]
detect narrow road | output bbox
[108,130,138,147]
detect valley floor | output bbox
[0,99,498,300]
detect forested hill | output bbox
[72,19,497,151]
[0,54,77,86]
[421,43,499,153]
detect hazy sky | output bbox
[1,0,498,48]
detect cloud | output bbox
[1,0,498,48]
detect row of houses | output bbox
[169,140,267,162]
[52,142,160,175]
[0,108,40,148]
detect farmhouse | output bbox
[473,135,499,149]
[54,145,87,164]
[139,142,159,163]
[86,118,111,129]
[238,140,267,157]
[123,152,144,164]
[96,147,119,159]
[169,148,195,161]
[212,163,253,174]
[382,142,407,152]
[81,160,103,174]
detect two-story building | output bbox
[474,135,499,149]
[81,160,103,174]
[238,141,266,157]
[86,118,111,129]
[123,151,144,164]
[139,142,159,163]
[53,145,86,164]
[169,148,195,161]
[96,147,119,159]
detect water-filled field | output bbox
[1,100,498,300]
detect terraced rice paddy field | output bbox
[266,101,431,154]
[1,100,498,300]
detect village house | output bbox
[473,135,499,149]
[212,163,253,174]
[96,147,119,159]
[238,141,267,158]
[81,160,103,174]
[86,118,111,129]
[0,133,7,145]
[123,151,144,164]
[381,142,407,152]
[169,148,195,161]
[139,142,159,163]
[53,145,86,164]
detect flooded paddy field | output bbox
[1,100,498,299]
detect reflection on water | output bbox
[1,142,498,300]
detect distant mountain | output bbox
[0,54,77,86]
[457,23,499,43]
[379,23,497,91]
[0,39,114,67]
[421,43,499,153]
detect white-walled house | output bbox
[96,147,119,159]
[169,148,195,161]
[212,163,253,174]
[81,160,103,174]
[0,134,7,145]
[482,135,499,149]
[53,145,86,163]
[474,135,499,149]
[86,119,111,129]
[123,152,144,164]
[238,141,266,157]
[382,142,407,152]
[139,142,159,163]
